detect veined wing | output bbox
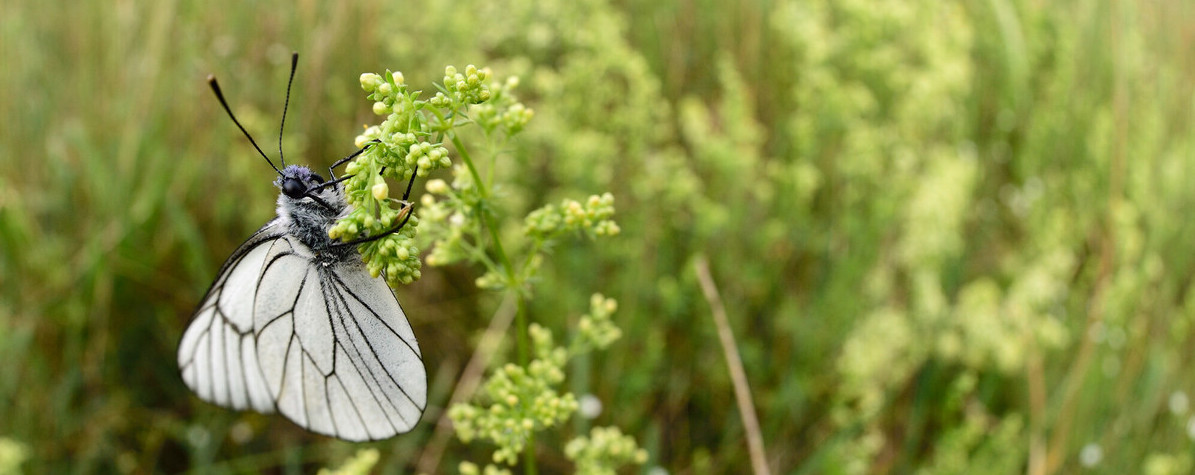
[254,236,426,441]
[178,220,283,413]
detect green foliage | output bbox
[316,449,380,475]
[458,461,514,475]
[564,426,648,475]
[449,295,634,471]
[0,438,28,475]
[449,323,580,466]
[5,0,1195,473]
[344,59,636,472]
[1144,453,1194,475]
[329,66,495,287]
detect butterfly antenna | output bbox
[208,75,283,176]
[278,52,299,167]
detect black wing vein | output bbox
[252,235,425,441]
[178,220,285,413]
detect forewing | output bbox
[178,220,282,413]
[254,236,426,441]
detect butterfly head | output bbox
[274,165,344,214]
[276,165,325,198]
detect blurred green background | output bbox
[3,0,1195,473]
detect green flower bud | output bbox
[360,73,381,92]
[372,182,389,200]
[426,179,449,194]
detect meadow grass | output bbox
[2,0,1195,473]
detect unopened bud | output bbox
[372,182,389,200]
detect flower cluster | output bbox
[458,462,512,475]
[472,76,535,135]
[351,63,638,472]
[564,426,649,475]
[334,66,500,288]
[448,323,579,465]
[524,193,619,241]
[357,217,422,285]
[416,168,485,269]
[571,293,621,354]
[449,295,635,468]
[317,449,379,475]
[0,438,27,474]
[430,65,493,108]
[354,70,454,181]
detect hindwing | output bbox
[253,236,426,441]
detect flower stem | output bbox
[523,435,538,475]
[449,132,528,365]
[450,131,537,475]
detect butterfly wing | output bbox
[178,220,284,413]
[253,236,426,441]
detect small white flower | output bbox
[1079,443,1102,467]
[579,394,603,419]
[186,426,211,448]
[230,421,254,444]
[1170,391,1190,415]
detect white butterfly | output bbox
[177,54,426,441]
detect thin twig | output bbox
[415,295,517,474]
[1026,350,1047,475]
[694,256,770,475]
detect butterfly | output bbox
[177,53,426,441]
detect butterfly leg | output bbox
[328,140,380,180]
[400,165,418,201]
[330,202,416,248]
[328,158,421,248]
[306,174,354,194]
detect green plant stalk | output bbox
[448,133,527,362]
[449,131,536,475]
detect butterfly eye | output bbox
[282,177,306,198]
